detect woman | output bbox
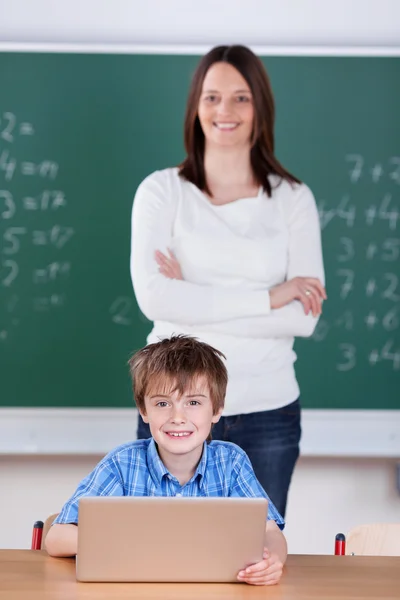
[130,45,326,517]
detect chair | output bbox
[31,513,59,550]
[335,523,400,556]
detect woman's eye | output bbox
[236,95,250,103]
[205,95,217,103]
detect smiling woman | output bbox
[197,62,254,153]
[130,45,326,518]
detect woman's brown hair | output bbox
[179,44,300,197]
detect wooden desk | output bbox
[1,550,399,599]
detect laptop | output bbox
[76,496,268,582]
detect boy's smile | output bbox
[139,376,222,483]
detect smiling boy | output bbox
[46,335,287,585]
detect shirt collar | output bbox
[194,441,208,486]
[147,438,208,489]
[147,438,169,486]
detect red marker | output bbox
[31,520,44,550]
[334,533,346,555]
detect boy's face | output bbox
[140,376,222,462]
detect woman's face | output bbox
[197,62,254,150]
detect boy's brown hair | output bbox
[128,335,227,415]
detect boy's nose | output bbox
[171,408,186,424]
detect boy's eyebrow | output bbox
[148,392,208,399]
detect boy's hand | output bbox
[237,548,283,586]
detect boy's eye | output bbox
[156,401,169,407]
[188,400,200,406]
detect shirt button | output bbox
[176,493,182,497]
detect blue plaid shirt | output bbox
[54,438,284,529]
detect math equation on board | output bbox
[0,111,74,341]
[315,154,400,372]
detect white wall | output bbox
[1,455,399,553]
[0,0,400,47]
[1,0,399,554]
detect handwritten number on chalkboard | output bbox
[389,157,400,184]
[317,200,336,230]
[336,310,354,330]
[1,259,18,287]
[382,307,399,331]
[337,343,356,371]
[379,195,399,230]
[0,150,17,182]
[369,341,400,370]
[311,319,329,341]
[109,297,132,326]
[0,190,15,219]
[0,112,16,143]
[336,196,356,227]
[382,239,400,261]
[382,273,400,302]
[337,237,355,262]
[381,340,400,370]
[381,341,400,370]
[337,269,354,299]
[2,227,27,254]
[346,154,364,183]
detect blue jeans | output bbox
[136,398,301,518]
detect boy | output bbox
[46,335,287,585]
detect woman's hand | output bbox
[269,277,327,317]
[237,548,283,586]
[155,249,183,280]
[154,252,325,317]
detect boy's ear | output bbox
[211,407,223,424]
[138,409,149,423]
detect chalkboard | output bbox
[0,52,399,409]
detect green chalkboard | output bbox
[0,52,399,409]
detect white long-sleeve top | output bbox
[130,168,325,416]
